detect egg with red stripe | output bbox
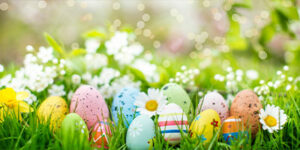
[91,120,112,149]
[158,103,189,145]
[222,116,248,144]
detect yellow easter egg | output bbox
[37,96,68,130]
[189,109,221,144]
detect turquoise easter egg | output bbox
[126,115,155,150]
[161,83,192,115]
[111,87,140,127]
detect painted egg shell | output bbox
[111,87,140,127]
[59,113,89,149]
[197,92,229,122]
[92,120,112,149]
[37,96,68,130]
[158,103,189,145]
[161,83,191,115]
[70,85,109,129]
[189,109,221,144]
[222,116,248,145]
[230,90,262,136]
[126,115,155,150]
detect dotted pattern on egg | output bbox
[111,88,140,127]
[197,92,229,122]
[70,85,109,129]
[162,83,191,115]
[37,96,69,129]
[230,90,262,136]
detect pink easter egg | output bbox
[70,85,109,129]
[197,92,229,122]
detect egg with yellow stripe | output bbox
[158,103,189,145]
[189,109,221,144]
[222,116,248,144]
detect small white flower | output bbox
[283,66,289,71]
[23,92,37,104]
[276,71,282,75]
[288,77,293,82]
[259,104,287,133]
[68,91,74,100]
[48,85,66,96]
[198,91,203,96]
[129,121,143,137]
[85,54,108,71]
[132,59,159,83]
[226,67,232,72]
[286,84,292,91]
[0,64,4,72]
[99,68,120,84]
[72,74,81,85]
[134,88,167,117]
[37,47,54,64]
[82,72,92,81]
[26,45,34,52]
[85,39,100,54]
[246,70,259,80]
[259,80,265,84]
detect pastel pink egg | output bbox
[197,92,229,122]
[70,85,109,129]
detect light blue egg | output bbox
[126,115,155,150]
[111,87,140,127]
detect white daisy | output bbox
[134,88,167,117]
[259,104,288,133]
[129,121,143,137]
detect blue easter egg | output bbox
[111,87,140,127]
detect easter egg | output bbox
[230,90,262,135]
[161,83,192,115]
[111,87,140,127]
[126,115,155,150]
[37,96,68,130]
[197,92,229,122]
[70,85,109,129]
[92,120,112,149]
[158,103,189,145]
[189,109,221,144]
[59,113,89,149]
[222,116,248,144]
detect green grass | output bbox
[0,84,299,150]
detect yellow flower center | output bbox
[264,115,277,127]
[145,100,158,111]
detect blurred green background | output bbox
[0,0,300,68]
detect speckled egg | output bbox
[158,103,189,145]
[70,85,109,129]
[230,90,262,135]
[189,109,221,144]
[161,83,191,115]
[92,120,112,149]
[37,96,68,130]
[126,115,155,150]
[197,92,229,122]
[111,87,140,127]
[222,116,248,144]
[59,113,89,149]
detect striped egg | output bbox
[92,120,112,149]
[222,116,248,144]
[158,103,189,145]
